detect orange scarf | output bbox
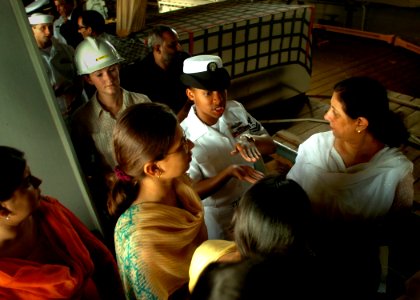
[0,197,96,299]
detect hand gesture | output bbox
[231,134,261,162]
[229,164,264,184]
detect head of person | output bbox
[147,25,183,69]
[233,174,312,258]
[180,55,231,125]
[0,146,42,226]
[25,0,54,15]
[28,13,54,49]
[107,102,193,218]
[75,36,124,94]
[78,10,106,39]
[191,255,318,300]
[54,0,74,18]
[325,76,409,147]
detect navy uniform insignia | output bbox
[230,122,250,138]
[207,62,218,72]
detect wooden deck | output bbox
[265,30,420,206]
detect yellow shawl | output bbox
[115,175,208,299]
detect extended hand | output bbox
[231,134,261,162]
[230,165,264,184]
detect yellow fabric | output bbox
[132,175,208,299]
[188,239,237,292]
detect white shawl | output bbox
[287,131,413,219]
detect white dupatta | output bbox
[287,131,413,219]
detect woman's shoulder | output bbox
[71,98,98,127]
[115,204,142,233]
[300,131,333,149]
[123,89,152,103]
[189,240,238,292]
[374,146,414,171]
[39,196,64,211]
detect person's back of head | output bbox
[233,174,313,257]
[79,10,106,37]
[333,76,409,147]
[191,255,319,300]
[107,102,178,218]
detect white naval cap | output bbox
[182,55,224,74]
[25,0,51,14]
[28,12,54,25]
[180,55,231,90]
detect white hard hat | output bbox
[75,37,124,75]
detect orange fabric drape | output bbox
[116,0,148,37]
[0,197,95,299]
[0,196,123,299]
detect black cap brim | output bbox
[181,68,231,91]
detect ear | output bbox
[144,162,161,177]
[356,117,369,132]
[84,75,94,85]
[0,204,10,219]
[153,44,161,54]
[186,88,195,101]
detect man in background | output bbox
[120,25,191,121]
[53,0,83,48]
[26,7,86,128]
[77,9,107,39]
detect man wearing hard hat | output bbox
[26,0,87,128]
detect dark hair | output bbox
[56,0,75,5]
[233,174,312,257]
[79,10,105,36]
[107,102,178,218]
[147,25,178,49]
[333,76,409,147]
[0,146,26,201]
[191,255,319,300]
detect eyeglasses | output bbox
[167,132,189,155]
[20,174,42,189]
[78,25,87,30]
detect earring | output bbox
[357,130,361,133]
[155,166,162,179]
[5,215,9,220]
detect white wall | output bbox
[0,1,102,232]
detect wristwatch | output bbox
[240,134,256,143]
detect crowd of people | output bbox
[3,0,417,299]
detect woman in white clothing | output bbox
[287,76,413,220]
[287,76,414,300]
